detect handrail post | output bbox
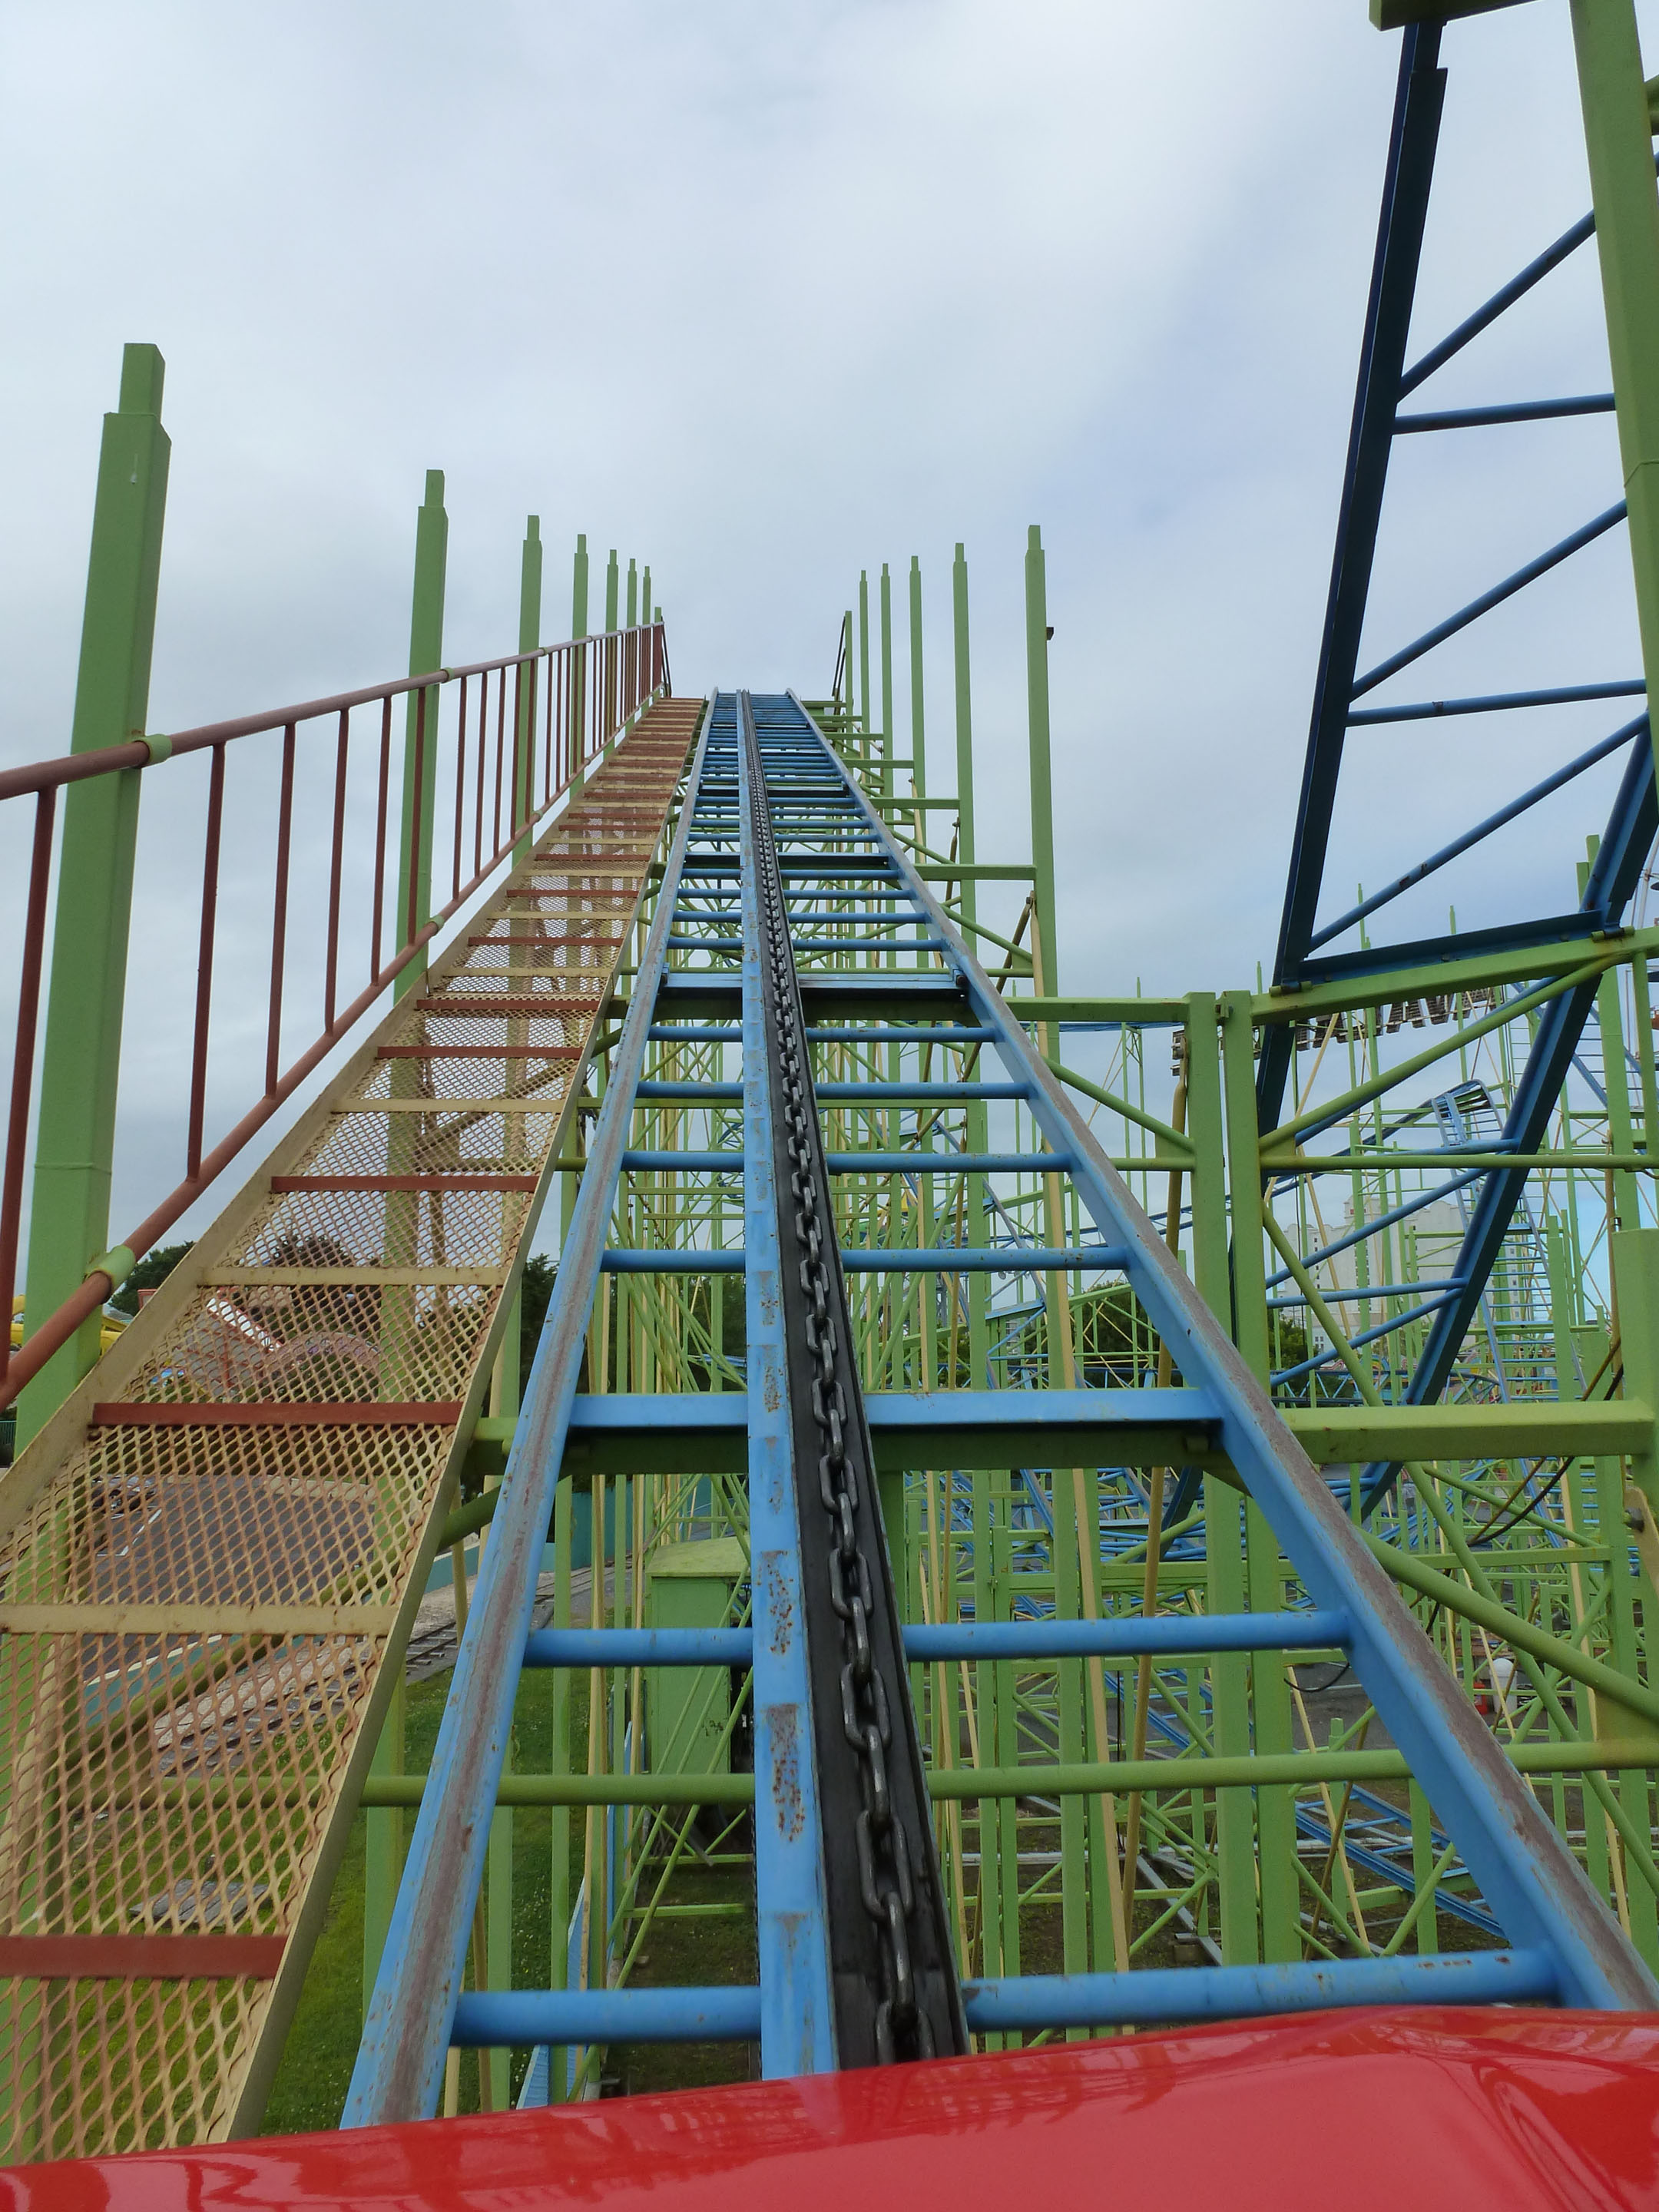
[517,515,542,854]
[623,558,637,726]
[604,547,619,753]
[571,533,590,797]
[1571,0,1659,796]
[879,561,894,797]
[393,469,448,1002]
[859,568,872,737]
[1024,523,1059,1039]
[909,553,926,796]
[15,344,170,1449]
[952,542,977,927]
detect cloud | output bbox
[0,0,1651,1241]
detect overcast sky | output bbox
[2,0,1655,1240]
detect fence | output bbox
[0,353,667,1429]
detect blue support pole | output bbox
[1260,22,1446,1124]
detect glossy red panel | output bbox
[6,2008,1659,2212]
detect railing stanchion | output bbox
[394,468,448,1002]
[570,533,590,800]
[187,743,226,1176]
[16,343,170,1448]
[604,546,619,755]
[517,516,542,856]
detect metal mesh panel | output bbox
[10,1975,266,2158]
[124,1278,503,1407]
[0,700,701,2157]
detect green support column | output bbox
[1184,997,1230,1312]
[517,515,542,846]
[1608,1227,1659,1966]
[1050,1445,1090,1998]
[373,479,444,1955]
[858,571,872,735]
[485,1788,512,2109]
[641,565,652,653]
[363,1678,406,2016]
[493,501,537,2084]
[952,543,978,927]
[959,951,1005,2015]
[878,1470,907,1628]
[573,533,590,634]
[1023,525,1059,1015]
[626,556,637,630]
[1572,0,1659,774]
[1546,1218,1614,1908]
[548,1476,575,2098]
[879,562,894,796]
[1185,995,1260,1963]
[908,554,926,796]
[571,533,590,797]
[1409,1784,1440,1955]
[603,549,619,757]
[1598,959,1640,1231]
[16,343,170,1448]
[392,470,448,1002]
[1220,992,1298,1962]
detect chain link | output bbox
[748,739,934,2066]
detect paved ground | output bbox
[405,1565,617,1683]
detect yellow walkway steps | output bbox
[0,697,703,2159]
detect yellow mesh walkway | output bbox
[0,698,702,2158]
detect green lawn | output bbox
[261,1664,568,2132]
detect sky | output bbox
[2,0,1655,1241]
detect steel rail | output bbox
[0,625,666,803]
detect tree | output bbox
[108,1241,194,1316]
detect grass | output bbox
[260,1660,759,2128]
[608,1847,759,2096]
[261,1663,573,2132]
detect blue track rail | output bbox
[344,687,1654,2128]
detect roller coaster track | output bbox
[14,10,1659,2177]
[344,691,1654,2128]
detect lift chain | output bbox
[743,700,966,2066]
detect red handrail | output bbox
[0,621,671,1415]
